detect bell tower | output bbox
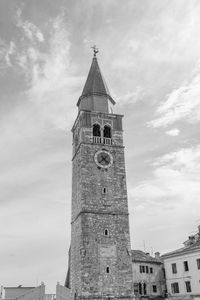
[67,48,134,300]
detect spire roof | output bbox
[77,56,115,106]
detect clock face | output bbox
[94,150,113,168]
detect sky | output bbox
[1,0,200,293]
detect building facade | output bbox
[1,283,67,300]
[2,284,46,300]
[162,226,200,300]
[66,51,134,300]
[132,250,166,299]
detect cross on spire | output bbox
[91,45,99,57]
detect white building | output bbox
[162,226,200,300]
[132,250,166,299]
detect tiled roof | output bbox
[77,56,115,106]
[162,239,200,258]
[131,250,163,264]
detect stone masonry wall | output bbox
[70,111,133,299]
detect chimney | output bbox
[155,252,160,259]
[188,235,195,243]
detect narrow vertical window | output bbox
[172,263,177,274]
[150,267,153,273]
[102,187,107,194]
[143,283,147,295]
[104,229,109,236]
[197,258,200,269]
[185,281,192,292]
[184,261,189,271]
[146,266,149,273]
[142,266,145,273]
[139,283,142,295]
[106,266,110,273]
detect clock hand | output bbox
[104,157,110,164]
[101,156,110,164]
[99,156,104,163]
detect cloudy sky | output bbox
[1,0,200,293]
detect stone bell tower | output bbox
[66,48,134,300]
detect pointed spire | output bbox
[77,48,115,113]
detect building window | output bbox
[80,248,86,257]
[139,283,142,295]
[143,283,147,295]
[171,282,179,294]
[103,125,111,138]
[197,258,200,269]
[185,281,192,293]
[142,266,145,273]
[172,263,177,274]
[104,229,109,236]
[139,265,146,273]
[106,266,110,273]
[140,265,152,274]
[133,283,139,295]
[152,285,157,293]
[138,283,147,295]
[93,124,101,137]
[184,261,189,271]
[102,187,107,194]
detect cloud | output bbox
[129,144,200,252]
[2,10,82,130]
[131,144,200,206]
[166,128,180,136]
[5,41,16,66]
[154,145,200,170]
[117,87,143,106]
[0,9,44,73]
[149,64,200,128]
[0,39,16,70]
[16,8,44,43]
[24,14,83,130]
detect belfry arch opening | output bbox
[103,125,111,138]
[93,124,101,137]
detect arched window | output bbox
[103,125,111,138]
[93,124,101,137]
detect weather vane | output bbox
[91,45,99,57]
